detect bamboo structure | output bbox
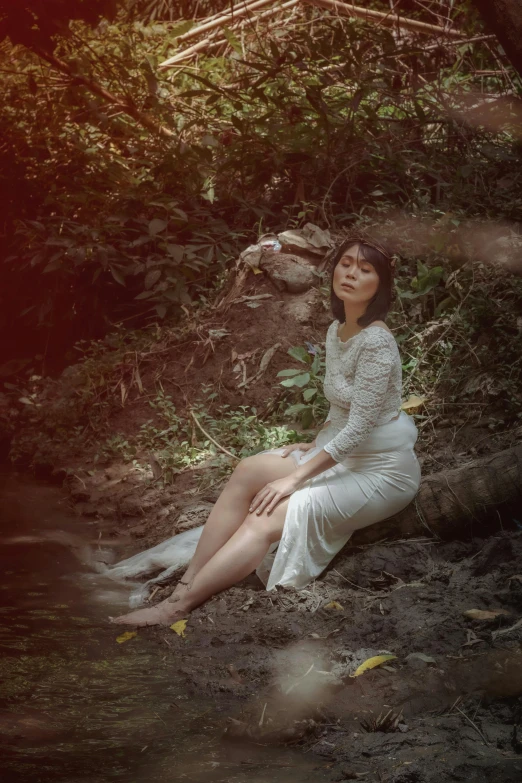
[159,0,465,70]
[159,0,299,67]
[303,0,464,38]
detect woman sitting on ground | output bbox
[111,234,421,627]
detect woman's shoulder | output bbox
[360,322,398,349]
[326,319,339,339]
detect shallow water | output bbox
[0,472,325,783]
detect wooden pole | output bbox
[303,0,464,38]
[159,0,299,68]
[175,0,279,44]
[171,0,274,37]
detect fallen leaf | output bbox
[405,652,437,664]
[350,654,397,678]
[463,609,511,622]
[170,619,188,637]
[324,601,344,611]
[401,395,426,411]
[116,631,137,644]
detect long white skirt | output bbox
[105,412,421,605]
[255,410,421,591]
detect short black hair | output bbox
[329,237,394,327]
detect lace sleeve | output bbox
[323,331,396,463]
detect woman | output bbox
[111,235,421,627]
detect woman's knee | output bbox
[242,504,286,543]
[230,452,296,491]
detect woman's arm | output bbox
[292,331,395,484]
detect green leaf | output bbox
[167,244,184,263]
[276,369,302,377]
[149,218,167,236]
[171,208,188,222]
[287,346,311,364]
[301,408,314,429]
[145,269,161,289]
[135,290,155,300]
[222,26,242,54]
[311,354,321,374]
[284,402,308,415]
[303,388,317,401]
[155,304,167,318]
[170,20,194,38]
[110,266,126,286]
[280,372,310,388]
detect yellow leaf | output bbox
[324,601,344,611]
[170,619,188,637]
[350,654,397,678]
[252,267,263,274]
[116,631,137,644]
[463,609,511,622]
[401,395,426,411]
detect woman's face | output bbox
[333,243,380,309]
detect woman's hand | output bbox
[280,441,316,458]
[249,474,305,516]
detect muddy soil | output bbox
[105,529,520,783]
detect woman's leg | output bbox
[111,497,289,626]
[169,452,297,600]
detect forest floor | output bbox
[8,263,522,782]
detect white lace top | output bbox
[321,320,403,463]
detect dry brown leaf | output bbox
[463,609,511,622]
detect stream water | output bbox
[0,472,325,783]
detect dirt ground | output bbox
[92,529,522,783]
[10,262,522,781]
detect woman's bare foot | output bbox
[110,597,188,627]
[168,579,191,603]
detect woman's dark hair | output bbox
[329,236,394,327]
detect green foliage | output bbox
[2,4,521,356]
[4,1,522,480]
[277,342,328,429]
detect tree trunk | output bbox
[352,442,522,546]
[471,0,522,79]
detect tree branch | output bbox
[33,47,175,139]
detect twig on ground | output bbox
[189,408,240,461]
[455,704,489,745]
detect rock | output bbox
[405,652,437,669]
[284,293,315,324]
[175,501,214,532]
[258,253,320,293]
[277,223,333,260]
[489,235,522,276]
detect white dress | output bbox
[105,321,421,605]
[254,321,421,591]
